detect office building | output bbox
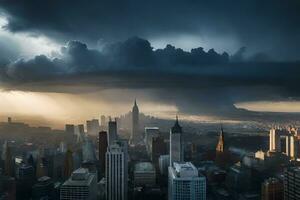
[32,176,54,200]
[284,166,300,200]
[130,99,140,145]
[82,138,97,163]
[170,116,183,167]
[98,131,108,177]
[261,177,283,200]
[159,155,170,175]
[63,148,73,179]
[168,162,206,200]
[134,162,156,187]
[144,127,159,154]
[60,168,97,200]
[151,136,167,167]
[106,140,128,200]
[108,119,118,146]
[86,119,100,136]
[269,128,282,152]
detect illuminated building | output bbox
[261,177,283,200]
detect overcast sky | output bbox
[0,0,300,126]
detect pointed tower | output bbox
[130,99,140,144]
[216,126,225,153]
[170,116,183,166]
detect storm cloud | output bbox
[1,0,300,60]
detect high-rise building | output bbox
[106,140,128,200]
[87,119,100,136]
[285,135,299,159]
[82,138,97,163]
[130,99,139,145]
[269,128,282,152]
[216,127,225,153]
[170,116,183,167]
[60,168,97,200]
[98,131,108,178]
[65,124,75,135]
[151,136,167,168]
[108,119,118,146]
[168,162,206,200]
[145,127,160,154]
[63,149,73,179]
[3,141,13,177]
[159,155,170,175]
[32,176,54,200]
[100,115,106,128]
[261,177,283,200]
[284,166,300,200]
[134,162,156,187]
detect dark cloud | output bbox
[1,0,300,60]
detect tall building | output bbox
[145,127,160,154]
[87,119,100,136]
[168,162,206,200]
[170,116,183,167]
[106,140,128,200]
[269,128,282,152]
[151,136,167,168]
[284,166,300,200]
[134,162,156,187]
[100,115,106,128]
[32,176,54,200]
[63,149,73,179]
[285,135,299,159]
[98,131,108,177]
[82,138,97,163]
[261,177,283,200]
[130,99,140,144]
[108,119,118,146]
[3,142,13,177]
[216,127,225,153]
[60,168,97,200]
[159,155,170,175]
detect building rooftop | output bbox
[62,168,95,187]
[134,162,155,172]
[172,162,199,178]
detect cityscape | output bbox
[0,1,300,200]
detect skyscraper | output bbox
[108,119,118,146]
[98,131,108,177]
[168,162,206,200]
[100,115,106,128]
[106,140,128,200]
[284,166,300,200]
[131,99,139,144]
[170,116,183,167]
[216,127,225,153]
[63,148,73,179]
[261,177,283,200]
[269,128,282,152]
[86,119,100,136]
[3,141,13,177]
[60,168,97,200]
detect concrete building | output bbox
[284,166,300,200]
[144,127,159,154]
[170,116,183,167]
[168,162,206,200]
[60,168,97,200]
[134,162,156,187]
[108,119,118,146]
[159,155,170,176]
[261,177,283,200]
[131,99,140,145]
[106,140,128,200]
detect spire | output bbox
[171,115,182,133]
[216,126,225,152]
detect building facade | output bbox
[170,117,183,167]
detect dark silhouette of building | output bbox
[63,148,73,179]
[284,166,300,200]
[131,99,140,144]
[170,116,183,166]
[32,176,54,200]
[4,142,14,177]
[98,131,108,178]
[261,177,283,200]
[108,118,117,145]
[151,136,167,169]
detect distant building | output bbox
[261,177,283,200]
[170,116,183,167]
[86,119,100,136]
[168,162,206,200]
[108,119,118,146]
[63,148,73,179]
[269,128,282,152]
[100,115,106,129]
[65,124,75,135]
[159,155,170,175]
[134,162,156,187]
[130,99,140,145]
[144,127,160,154]
[98,131,108,178]
[151,136,167,168]
[60,168,97,200]
[284,166,300,200]
[106,140,128,200]
[82,138,97,163]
